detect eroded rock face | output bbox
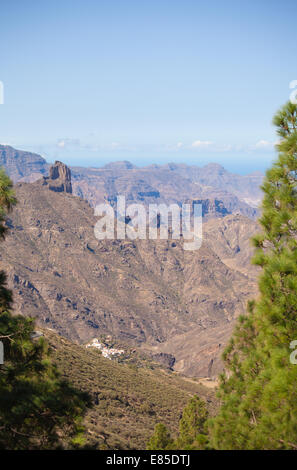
[44,161,72,194]
[151,352,176,370]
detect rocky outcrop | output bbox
[43,161,72,194]
[151,352,176,370]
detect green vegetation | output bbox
[0,168,16,239]
[208,101,297,449]
[0,170,91,449]
[147,423,174,450]
[176,395,209,449]
[147,395,209,450]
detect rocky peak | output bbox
[44,161,72,194]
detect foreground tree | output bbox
[175,395,208,450]
[147,395,208,450]
[147,423,174,450]
[209,102,297,449]
[0,170,91,449]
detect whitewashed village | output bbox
[86,338,125,360]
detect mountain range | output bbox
[0,147,262,377]
[0,145,263,216]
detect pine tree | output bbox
[147,395,208,450]
[146,423,174,450]
[0,168,16,239]
[175,395,209,450]
[209,101,297,450]
[0,169,92,449]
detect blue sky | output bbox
[0,0,296,174]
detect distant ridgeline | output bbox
[0,144,262,219]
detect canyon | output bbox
[0,149,262,377]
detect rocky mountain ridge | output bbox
[0,145,263,219]
[0,162,259,377]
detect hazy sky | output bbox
[0,0,297,173]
